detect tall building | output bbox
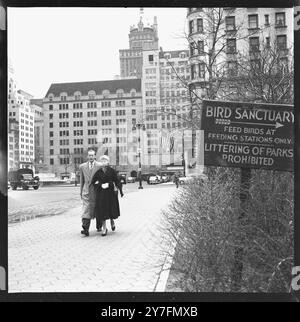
[30,99,45,172]
[8,62,35,170]
[43,79,143,177]
[140,49,191,171]
[119,14,159,79]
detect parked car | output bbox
[8,168,40,190]
[127,176,136,183]
[141,173,156,182]
[148,176,161,185]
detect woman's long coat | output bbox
[91,166,123,221]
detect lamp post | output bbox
[182,129,186,177]
[132,121,146,189]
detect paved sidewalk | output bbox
[8,186,177,292]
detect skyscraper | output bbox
[119,14,159,79]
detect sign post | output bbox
[201,99,294,291]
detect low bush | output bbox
[162,167,293,292]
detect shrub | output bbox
[162,167,294,292]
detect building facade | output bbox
[30,99,45,172]
[8,62,35,171]
[119,15,159,79]
[43,79,143,177]
[140,49,192,171]
[187,7,294,100]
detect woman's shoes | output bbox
[111,220,116,231]
[101,228,108,236]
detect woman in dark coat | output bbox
[91,155,124,236]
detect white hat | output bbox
[99,155,110,162]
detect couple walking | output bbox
[79,150,124,237]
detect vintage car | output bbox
[8,168,40,190]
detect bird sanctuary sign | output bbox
[201,100,294,171]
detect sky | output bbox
[8,7,188,98]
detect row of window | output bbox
[50,90,137,101]
[189,12,287,35]
[190,35,287,58]
[160,67,189,75]
[49,100,137,110]
[20,145,34,150]
[20,132,34,138]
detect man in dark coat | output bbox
[79,149,101,236]
[91,155,124,236]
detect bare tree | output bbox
[233,41,294,104]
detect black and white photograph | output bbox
[4,4,297,297]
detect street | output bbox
[8,182,175,223]
[8,184,177,292]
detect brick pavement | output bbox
[8,186,177,292]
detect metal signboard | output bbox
[201,100,294,171]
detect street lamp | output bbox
[132,121,146,189]
[182,129,186,177]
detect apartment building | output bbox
[187,7,293,100]
[43,79,142,176]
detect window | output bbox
[50,131,53,137]
[196,18,203,32]
[87,120,97,126]
[117,89,124,98]
[102,90,110,98]
[277,35,287,50]
[198,63,205,78]
[266,37,270,48]
[148,55,153,62]
[87,111,97,117]
[249,37,260,52]
[73,112,83,118]
[49,122,53,128]
[227,38,236,53]
[116,100,125,107]
[226,16,235,30]
[88,91,96,100]
[87,102,97,108]
[265,14,269,25]
[132,109,136,115]
[191,64,197,80]
[131,100,136,106]
[190,42,195,56]
[101,101,111,108]
[50,159,54,165]
[50,149,54,155]
[49,105,53,111]
[228,61,238,77]
[197,40,204,54]
[248,14,258,29]
[189,20,194,34]
[275,12,285,27]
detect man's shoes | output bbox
[97,228,102,232]
[81,229,89,236]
